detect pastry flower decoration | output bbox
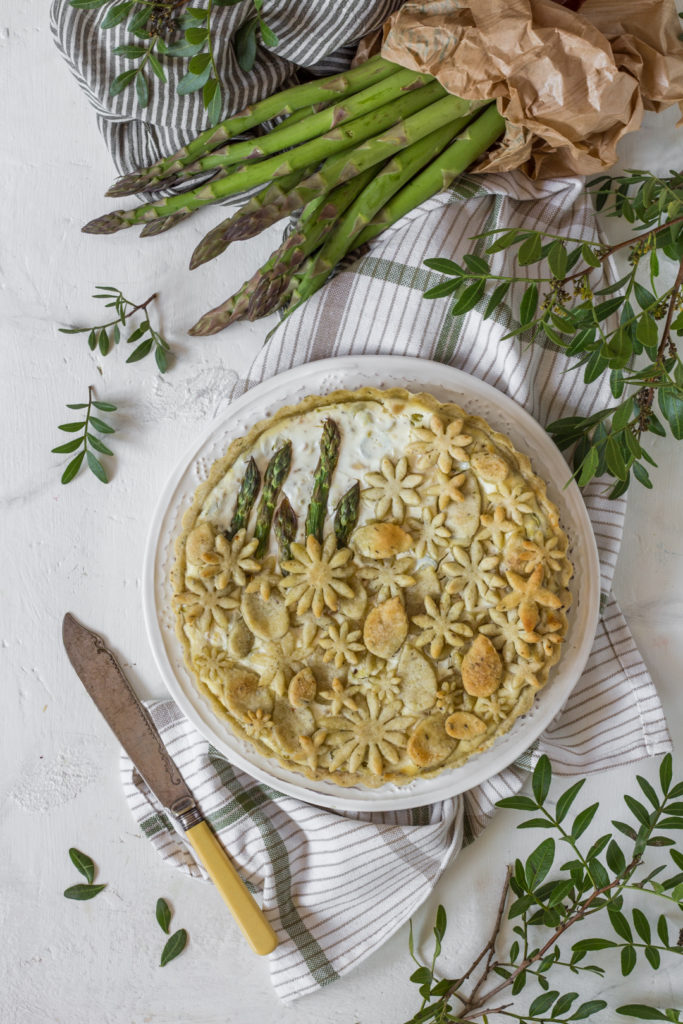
[193,645,233,688]
[412,593,474,659]
[245,555,281,600]
[197,528,260,590]
[357,556,416,603]
[488,480,538,526]
[440,539,507,612]
[408,415,473,473]
[319,677,359,715]
[479,608,541,661]
[497,565,564,633]
[504,535,569,576]
[407,506,451,560]
[324,693,413,775]
[317,620,365,669]
[279,533,354,616]
[173,576,239,633]
[477,505,522,550]
[249,634,302,696]
[363,456,423,519]
[424,469,467,510]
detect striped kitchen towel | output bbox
[121,170,671,1002]
[50,0,402,180]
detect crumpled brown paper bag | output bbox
[374,0,683,178]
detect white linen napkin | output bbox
[122,170,671,1002]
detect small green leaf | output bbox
[98,329,110,355]
[525,837,555,889]
[556,779,585,822]
[92,401,117,412]
[608,907,633,942]
[572,938,618,952]
[571,802,599,839]
[101,1,134,29]
[64,883,106,900]
[160,928,188,966]
[65,402,88,409]
[658,387,683,439]
[112,44,146,58]
[69,848,95,883]
[259,19,279,48]
[177,65,212,95]
[577,446,599,487]
[616,1007,669,1021]
[621,945,637,976]
[483,281,511,319]
[624,794,651,826]
[155,346,168,373]
[87,434,114,456]
[463,254,490,275]
[86,451,108,483]
[52,438,82,454]
[529,992,560,1016]
[660,753,673,795]
[156,897,172,934]
[189,51,211,75]
[136,70,149,108]
[606,840,626,875]
[548,240,568,279]
[61,452,85,484]
[532,754,552,805]
[450,279,485,316]
[520,282,539,327]
[517,233,542,265]
[424,258,461,275]
[581,242,602,268]
[496,795,538,811]
[571,1000,608,1020]
[110,68,138,96]
[126,338,154,363]
[235,16,259,72]
[89,416,115,434]
[59,421,86,432]
[424,279,462,300]
[148,52,167,83]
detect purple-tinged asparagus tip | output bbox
[81,212,127,234]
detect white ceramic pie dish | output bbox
[142,355,600,812]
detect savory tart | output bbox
[172,388,572,788]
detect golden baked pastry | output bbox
[172,388,572,788]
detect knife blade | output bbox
[62,612,278,956]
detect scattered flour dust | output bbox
[10,748,98,812]
[146,363,240,424]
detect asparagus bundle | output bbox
[84,55,506,332]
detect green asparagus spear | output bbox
[82,81,446,233]
[305,420,340,543]
[105,54,398,196]
[189,167,312,269]
[254,442,292,558]
[226,457,261,539]
[287,104,504,315]
[334,482,360,549]
[273,496,297,571]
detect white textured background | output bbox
[2,5,682,1022]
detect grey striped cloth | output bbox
[121,171,671,1002]
[50,0,402,178]
[53,0,671,1001]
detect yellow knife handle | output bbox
[185,819,278,955]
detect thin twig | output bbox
[444,866,512,1008]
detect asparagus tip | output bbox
[81,212,126,235]
[105,174,150,198]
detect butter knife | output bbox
[62,612,278,956]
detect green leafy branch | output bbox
[403,753,683,1024]
[423,170,683,499]
[69,0,279,126]
[59,285,171,371]
[51,387,117,484]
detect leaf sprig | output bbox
[424,170,683,499]
[52,387,117,484]
[403,754,683,1024]
[59,285,171,371]
[70,0,279,126]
